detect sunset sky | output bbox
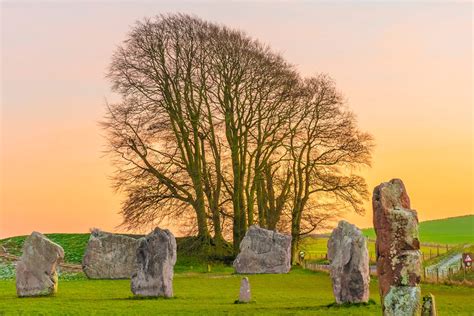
[1,1,472,238]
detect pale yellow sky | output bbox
[1,1,472,238]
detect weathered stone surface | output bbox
[373,179,421,315]
[383,286,421,316]
[16,232,64,297]
[238,277,251,303]
[421,293,437,316]
[82,230,141,279]
[233,225,291,274]
[131,228,177,297]
[327,220,370,304]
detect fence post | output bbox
[436,268,439,283]
[437,245,440,256]
[430,248,432,259]
[423,267,426,281]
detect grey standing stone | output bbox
[16,232,64,297]
[373,179,422,315]
[82,230,140,279]
[233,225,291,274]
[327,220,370,304]
[238,277,251,303]
[131,228,177,297]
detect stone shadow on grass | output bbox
[325,299,377,308]
[128,296,178,300]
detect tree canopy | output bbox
[103,14,373,258]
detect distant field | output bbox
[362,215,474,245]
[298,237,450,263]
[299,215,473,262]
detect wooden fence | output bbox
[301,242,454,263]
[302,256,471,284]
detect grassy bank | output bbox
[1,233,90,264]
[0,233,233,271]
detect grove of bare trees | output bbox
[103,14,373,260]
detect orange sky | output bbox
[1,2,472,238]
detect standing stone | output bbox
[131,228,177,297]
[327,220,370,304]
[233,225,291,274]
[238,277,251,303]
[421,293,437,316]
[82,230,140,279]
[16,232,64,297]
[373,179,422,315]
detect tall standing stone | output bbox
[327,220,370,304]
[131,228,177,297]
[82,230,140,279]
[16,232,65,297]
[233,225,291,274]
[373,179,421,315]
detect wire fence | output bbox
[301,252,472,285]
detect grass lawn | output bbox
[0,268,473,315]
[362,215,474,245]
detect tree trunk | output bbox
[291,214,302,264]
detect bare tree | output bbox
[105,15,219,242]
[198,22,299,251]
[104,14,373,256]
[104,14,299,251]
[285,75,373,261]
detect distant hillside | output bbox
[0,233,90,264]
[362,215,474,245]
[0,233,233,270]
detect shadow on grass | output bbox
[233,300,257,304]
[127,295,178,301]
[325,299,377,308]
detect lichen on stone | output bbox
[383,286,421,316]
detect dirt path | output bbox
[425,253,462,276]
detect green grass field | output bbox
[298,215,473,263]
[362,215,474,245]
[1,218,473,315]
[0,268,473,315]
